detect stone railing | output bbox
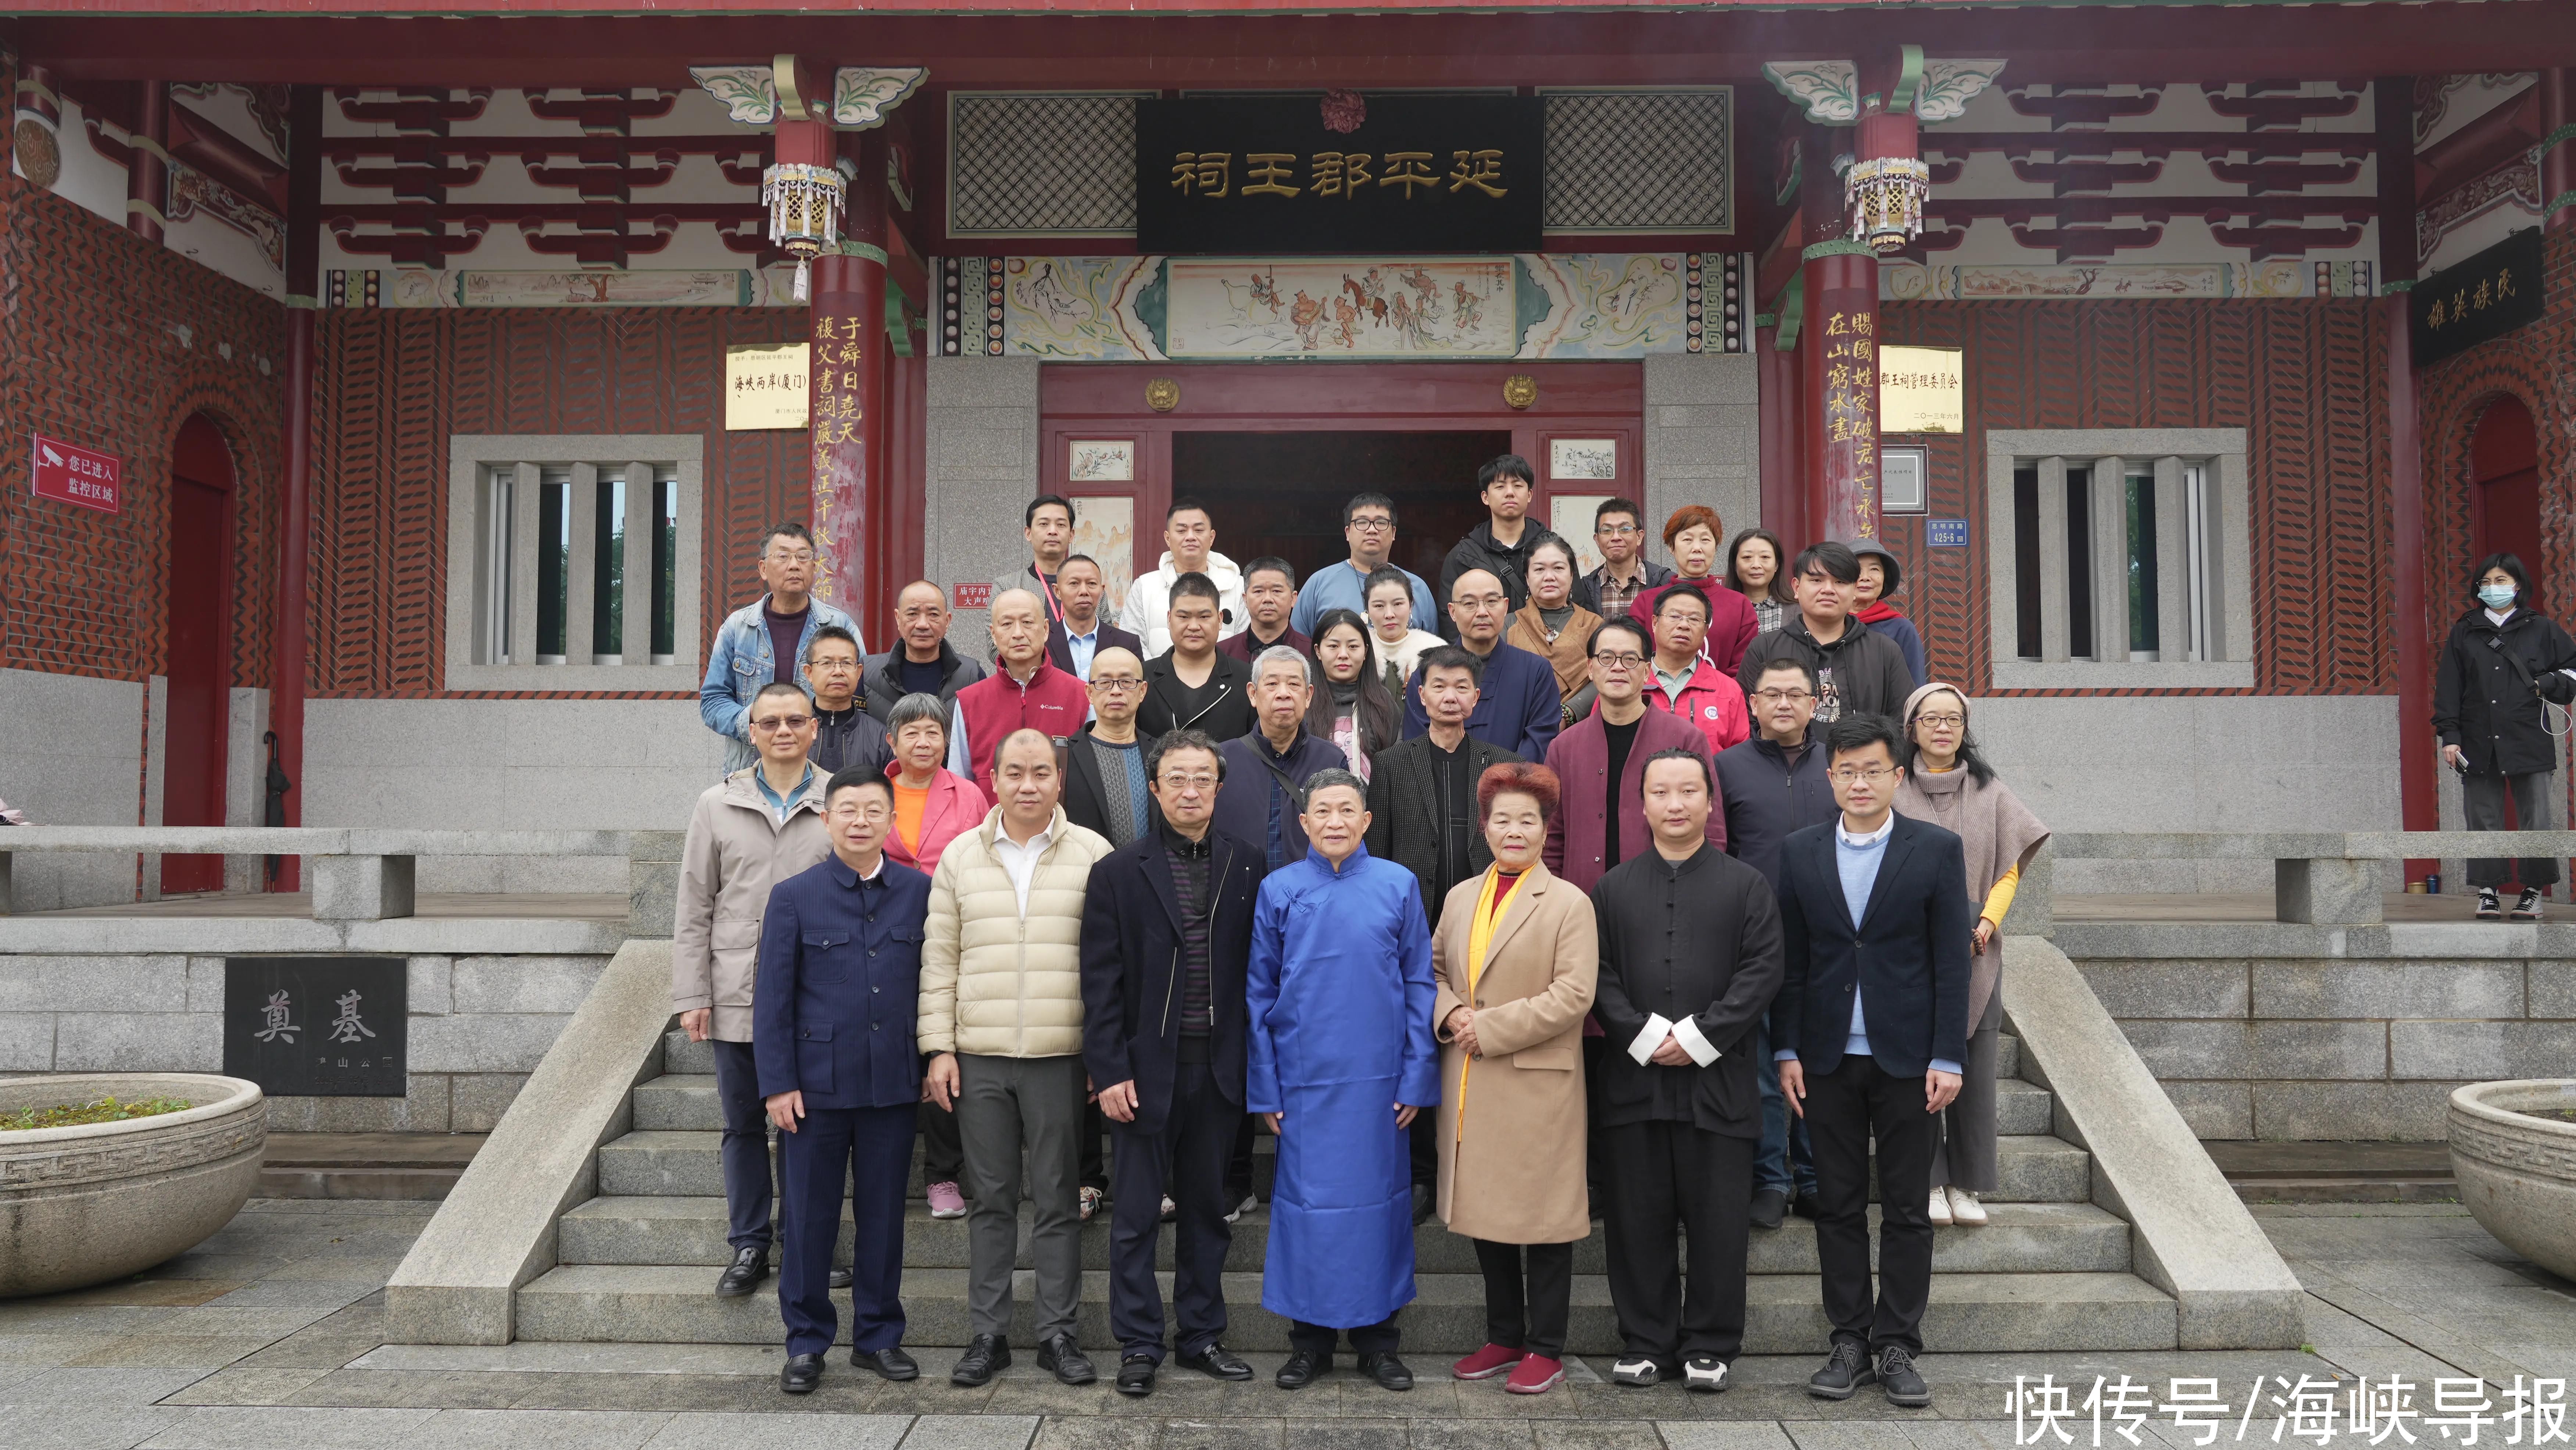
[2037,831,2576,928]
[0,827,646,926]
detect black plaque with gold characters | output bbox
[223,957,407,1096]
[1136,94,1543,255]
[2410,228,2543,368]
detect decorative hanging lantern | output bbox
[762,160,846,301]
[1845,155,1931,254]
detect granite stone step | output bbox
[513,1262,2177,1354]
[557,1195,2133,1275]
[597,1126,2093,1204]
[636,1072,2059,1139]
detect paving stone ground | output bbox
[1,1201,2567,1450]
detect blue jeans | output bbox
[1754,1022,1816,1199]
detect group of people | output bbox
[680,453,2051,1410]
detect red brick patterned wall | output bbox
[0,175,286,688]
[1876,298,2391,697]
[311,307,807,697]
[2416,226,2576,657]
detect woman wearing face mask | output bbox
[1306,608,1403,781]
[1722,528,1796,635]
[2434,553,2576,921]
[1628,505,1759,674]
[1506,537,1604,726]
[1892,685,2047,1228]
[1366,566,1448,696]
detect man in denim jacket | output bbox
[700,524,862,773]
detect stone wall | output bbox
[923,356,1044,655]
[1642,353,1760,546]
[0,950,611,1132]
[2071,947,2576,1142]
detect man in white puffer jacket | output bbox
[920,728,1115,1390]
[1116,495,1245,657]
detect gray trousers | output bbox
[1929,990,2002,1194]
[2463,770,2562,889]
[955,1052,1087,1342]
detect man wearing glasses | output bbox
[1291,493,1438,639]
[1078,729,1267,1397]
[1542,621,1724,895]
[700,523,862,774]
[674,681,836,1302]
[1772,714,1972,1410]
[1572,498,1674,622]
[1714,657,1837,1231]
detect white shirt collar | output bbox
[2487,607,2517,626]
[1838,813,1896,849]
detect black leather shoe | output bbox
[952,1333,1010,1386]
[780,1352,823,1394]
[1750,1188,1788,1231]
[1877,1346,1931,1408]
[828,1266,854,1290]
[1790,1191,1824,1221]
[1116,1355,1156,1397]
[1038,1333,1096,1386]
[716,1244,769,1298]
[1357,1352,1414,1391]
[852,1346,918,1381]
[1176,1343,1253,1381]
[1411,1183,1436,1224]
[1808,1340,1873,1400]
[1276,1349,1327,1389]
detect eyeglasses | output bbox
[1827,765,1899,785]
[1592,652,1646,668]
[766,550,817,564]
[751,715,814,732]
[1093,678,1146,693]
[1753,688,1815,704]
[1158,772,1219,790]
[1348,517,1394,533]
[1595,524,1640,538]
[834,805,893,823]
[1913,713,1965,729]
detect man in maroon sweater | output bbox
[948,588,1090,804]
[1543,619,1727,894]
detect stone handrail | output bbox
[2037,830,2576,927]
[0,826,637,924]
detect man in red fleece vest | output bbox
[948,588,1091,803]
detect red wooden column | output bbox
[2379,75,2438,872]
[268,84,322,890]
[808,123,887,631]
[127,79,168,241]
[2541,71,2576,232]
[1757,315,1804,552]
[1801,247,1880,546]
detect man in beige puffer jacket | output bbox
[920,728,1113,1389]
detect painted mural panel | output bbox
[1161,257,1520,359]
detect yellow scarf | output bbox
[1455,866,1527,1140]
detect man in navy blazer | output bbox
[1399,568,1560,759]
[1077,726,1268,1397]
[756,767,936,1396]
[1771,714,1971,1411]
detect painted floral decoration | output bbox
[1321,89,1366,134]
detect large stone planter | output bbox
[0,1073,265,1298]
[2449,1079,2576,1283]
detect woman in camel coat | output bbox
[1432,760,1598,1395]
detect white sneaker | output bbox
[1946,1187,1988,1225]
[1610,1357,1661,1388]
[1927,1186,1953,1225]
[1684,1355,1730,1393]
[1226,1193,1257,1222]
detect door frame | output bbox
[1039,361,1643,605]
[162,413,240,895]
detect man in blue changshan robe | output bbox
[1247,766,1441,1393]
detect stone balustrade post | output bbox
[627,831,684,939]
[309,854,417,921]
[2274,853,2380,925]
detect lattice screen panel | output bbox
[947,92,1147,238]
[1542,89,1734,235]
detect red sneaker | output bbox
[1451,1343,1523,1380]
[1506,1354,1565,1395]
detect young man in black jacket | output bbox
[1078,728,1265,1398]
[1439,453,1565,631]
[1734,542,1913,725]
[1589,747,1784,1394]
[1773,714,1973,1410]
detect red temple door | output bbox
[161,414,236,894]
[2471,394,2543,609]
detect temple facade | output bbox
[2,4,2566,907]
